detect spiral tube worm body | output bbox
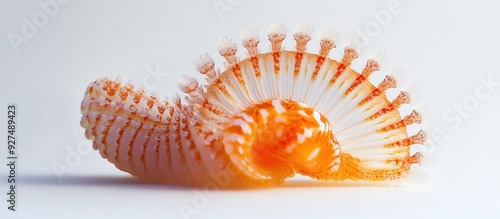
[81,23,426,188]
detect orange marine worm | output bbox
[80,23,426,188]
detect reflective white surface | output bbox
[1,0,499,218]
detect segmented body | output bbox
[80,23,426,188]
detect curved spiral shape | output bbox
[80,23,426,188]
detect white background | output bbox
[1,0,500,218]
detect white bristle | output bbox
[268,23,288,36]
[177,75,198,94]
[370,49,388,70]
[113,76,122,84]
[193,53,215,72]
[412,104,436,128]
[216,36,237,55]
[416,152,439,170]
[403,83,424,104]
[293,23,314,37]
[387,66,407,87]
[241,27,260,42]
[136,85,145,93]
[347,35,366,55]
[319,28,342,44]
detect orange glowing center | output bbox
[222,99,341,183]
